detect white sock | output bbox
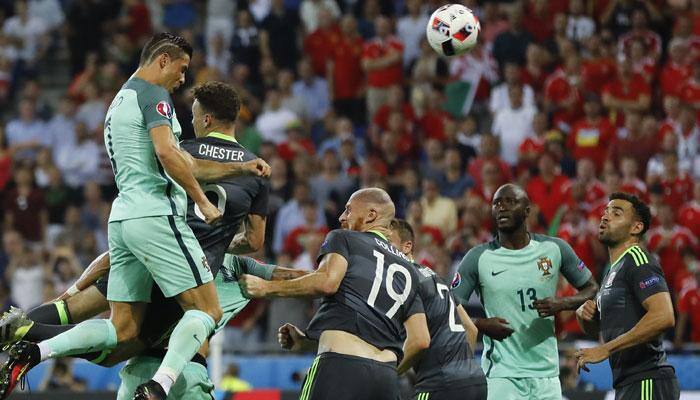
[153,368,177,394]
[37,342,53,362]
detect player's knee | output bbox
[112,318,140,343]
[207,306,223,324]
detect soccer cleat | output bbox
[0,341,41,399]
[133,380,167,400]
[0,307,34,348]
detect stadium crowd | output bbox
[0,0,700,361]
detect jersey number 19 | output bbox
[368,251,412,319]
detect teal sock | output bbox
[39,319,118,361]
[153,310,215,393]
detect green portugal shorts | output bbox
[486,377,561,400]
[117,354,214,400]
[107,215,214,302]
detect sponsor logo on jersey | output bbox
[201,256,211,273]
[451,272,461,288]
[639,276,660,289]
[156,101,173,119]
[537,256,553,276]
[604,271,617,288]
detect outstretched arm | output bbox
[533,277,599,317]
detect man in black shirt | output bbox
[389,219,487,400]
[576,192,679,400]
[241,188,430,400]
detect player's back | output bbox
[104,77,187,222]
[180,134,269,274]
[306,229,424,358]
[412,265,485,392]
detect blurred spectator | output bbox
[231,9,260,79]
[27,0,64,33]
[566,0,596,43]
[489,62,535,114]
[362,16,404,117]
[660,38,691,98]
[602,56,651,127]
[46,360,86,392]
[278,69,307,119]
[46,96,77,162]
[617,7,662,60]
[55,122,101,188]
[256,88,299,145]
[397,0,429,68]
[420,178,457,238]
[568,95,615,171]
[162,0,195,30]
[283,199,328,259]
[678,62,700,117]
[3,0,49,68]
[205,0,234,52]
[492,7,533,68]
[48,244,82,296]
[679,183,700,240]
[564,158,607,209]
[658,151,694,211]
[648,203,699,293]
[581,33,617,95]
[5,98,47,160]
[491,85,536,166]
[293,57,329,122]
[677,104,700,177]
[619,156,648,199]
[676,255,700,346]
[65,0,109,75]
[544,55,583,134]
[206,33,231,78]
[277,120,314,161]
[260,0,301,71]
[273,181,326,254]
[303,8,341,77]
[0,128,12,191]
[520,44,547,97]
[468,134,512,188]
[328,15,364,123]
[75,82,106,134]
[220,364,252,393]
[601,0,662,38]
[608,111,656,173]
[439,147,473,199]
[4,166,47,244]
[4,230,45,310]
[224,298,266,354]
[300,0,341,33]
[310,149,354,214]
[527,152,569,225]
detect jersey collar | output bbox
[611,245,641,267]
[367,230,388,241]
[206,132,238,143]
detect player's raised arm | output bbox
[185,151,271,182]
[150,125,222,225]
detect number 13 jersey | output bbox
[306,230,425,359]
[452,234,592,378]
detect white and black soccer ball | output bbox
[426,4,481,57]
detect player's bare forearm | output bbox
[154,137,209,205]
[602,292,674,354]
[271,267,308,281]
[190,156,266,182]
[398,313,431,375]
[75,251,111,291]
[457,305,478,350]
[260,272,337,297]
[229,215,266,254]
[561,278,599,310]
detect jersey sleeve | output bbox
[451,245,485,305]
[625,256,670,304]
[240,256,274,280]
[249,178,270,216]
[316,230,350,264]
[404,275,426,318]
[553,237,593,289]
[137,85,174,131]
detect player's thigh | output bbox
[122,216,213,298]
[529,377,562,400]
[107,221,153,303]
[616,378,680,400]
[487,377,529,400]
[414,384,487,400]
[301,353,399,400]
[65,285,109,322]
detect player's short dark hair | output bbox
[139,32,193,66]
[192,81,241,123]
[390,219,415,243]
[610,192,651,237]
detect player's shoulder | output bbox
[124,77,169,99]
[621,245,657,269]
[532,233,575,253]
[461,239,497,264]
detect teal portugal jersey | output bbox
[452,234,592,378]
[104,77,187,222]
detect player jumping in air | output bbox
[240,188,431,400]
[452,183,599,400]
[389,219,487,400]
[576,192,679,400]
[0,35,268,400]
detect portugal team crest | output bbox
[537,256,553,276]
[156,101,173,119]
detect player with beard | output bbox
[240,188,430,400]
[452,183,599,400]
[576,192,679,400]
[389,219,487,400]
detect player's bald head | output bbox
[493,183,530,205]
[351,188,396,221]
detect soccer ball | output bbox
[426,4,481,57]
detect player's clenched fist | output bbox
[278,323,306,352]
[246,158,271,177]
[576,299,597,321]
[240,274,269,298]
[198,201,223,225]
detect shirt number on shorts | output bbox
[194,183,227,220]
[368,250,412,319]
[437,283,465,332]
